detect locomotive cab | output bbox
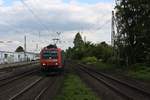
[40,45,64,72]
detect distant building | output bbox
[0,51,39,64]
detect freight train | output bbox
[40,44,65,73]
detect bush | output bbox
[82,56,97,64]
[93,61,116,71]
[127,64,150,80]
[107,56,117,64]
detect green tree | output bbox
[73,32,84,48]
[115,0,150,65]
[15,46,24,52]
[66,39,113,62]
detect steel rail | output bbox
[9,77,44,100]
[80,64,150,97]
[79,67,133,100]
[0,69,39,87]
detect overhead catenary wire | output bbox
[19,0,56,51]
[96,19,111,30]
[0,5,29,48]
[0,7,21,34]
[0,2,42,50]
[19,0,52,36]
[86,18,111,33]
[0,2,41,35]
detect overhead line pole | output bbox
[111,11,115,46]
[24,35,27,61]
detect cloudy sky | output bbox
[0,0,113,52]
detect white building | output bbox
[0,51,39,64]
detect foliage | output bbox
[115,0,150,65]
[127,64,150,80]
[55,74,99,100]
[82,56,97,64]
[66,32,113,63]
[93,61,115,71]
[106,56,118,64]
[73,32,84,48]
[15,46,24,52]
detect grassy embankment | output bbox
[81,56,116,71]
[81,57,150,81]
[94,62,150,81]
[55,74,100,100]
[127,64,150,81]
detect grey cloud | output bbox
[0,0,113,51]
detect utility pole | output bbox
[38,31,40,52]
[84,36,86,43]
[36,43,38,52]
[111,11,115,46]
[111,10,119,65]
[24,35,27,61]
[24,35,26,52]
[111,11,116,61]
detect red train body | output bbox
[40,45,64,72]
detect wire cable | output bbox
[20,0,52,36]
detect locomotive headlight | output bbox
[42,63,46,66]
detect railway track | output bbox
[9,75,63,100]
[0,62,39,76]
[34,82,50,100]
[0,61,64,100]
[9,77,44,100]
[0,63,39,81]
[0,71,63,100]
[78,64,150,100]
[0,61,39,71]
[0,69,41,99]
[35,76,64,100]
[0,69,39,87]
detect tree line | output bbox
[115,0,150,66]
[66,0,150,66]
[66,32,113,63]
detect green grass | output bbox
[82,59,150,81]
[127,64,150,81]
[94,62,150,81]
[81,56,98,64]
[92,61,115,71]
[55,74,100,100]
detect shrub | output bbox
[128,64,150,80]
[107,56,117,64]
[82,56,97,64]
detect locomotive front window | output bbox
[42,50,58,59]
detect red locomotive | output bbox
[40,44,65,72]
